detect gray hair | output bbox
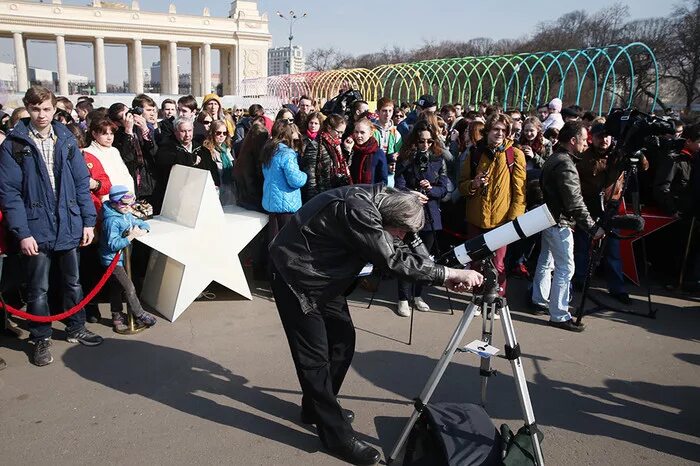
[173,117,193,131]
[376,188,425,233]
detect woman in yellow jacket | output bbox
[202,93,236,135]
[458,113,526,297]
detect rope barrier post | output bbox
[114,245,147,335]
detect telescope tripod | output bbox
[388,257,544,465]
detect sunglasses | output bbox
[214,130,228,136]
[203,120,213,125]
[282,118,294,123]
[418,139,434,144]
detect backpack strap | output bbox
[11,140,31,166]
[505,146,516,175]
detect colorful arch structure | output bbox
[241,42,659,114]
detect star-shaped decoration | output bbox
[620,205,678,285]
[136,166,268,322]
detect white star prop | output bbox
[136,165,268,322]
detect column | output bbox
[93,37,106,93]
[191,46,201,97]
[126,42,136,93]
[133,39,144,94]
[202,43,211,96]
[220,48,230,95]
[160,45,170,94]
[168,41,178,95]
[56,34,69,95]
[13,32,28,93]
[228,46,238,96]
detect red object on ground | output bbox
[620,206,678,285]
[0,251,121,322]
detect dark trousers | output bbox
[398,230,436,301]
[270,268,356,448]
[109,265,145,316]
[24,248,86,341]
[573,228,625,294]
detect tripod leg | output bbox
[480,302,496,406]
[499,302,545,466]
[575,236,608,326]
[388,301,480,463]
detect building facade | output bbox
[268,45,304,76]
[0,0,272,96]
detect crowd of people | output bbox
[0,88,698,353]
[1,84,699,464]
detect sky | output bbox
[0,0,677,85]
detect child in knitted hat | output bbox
[99,185,157,331]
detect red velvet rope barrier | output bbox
[0,251,121,322]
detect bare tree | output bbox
[664,0,700,112]
[306,47,351,71]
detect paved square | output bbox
[1,277,698,465]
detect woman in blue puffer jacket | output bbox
[261,120,308,240]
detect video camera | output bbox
[605,108,683,158]
[321,89,363,119]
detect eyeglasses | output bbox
[418,139,434,144]
[203,120,213,125]
[214,131,228,136]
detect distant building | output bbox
[0,62,88,94]
[268,46,305,76]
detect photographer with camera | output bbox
[108,103,158,210]
[393,121,450,316]
[269,185,483,465]
[573,123,630,303]
[458,113,526,299]
[653,123,700,217]
[532,121,604,332]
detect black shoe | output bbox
[527,302,548,316]
[610,292,632,305]
[327,437,380,466]
[301,408,355,425]
[67,328,104,346]
[32,339,53,366]
[548,319,585,332]
[86,306,101,324]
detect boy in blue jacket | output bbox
[100,185,157,331]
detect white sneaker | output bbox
[397,300,411,317]
[473,309,482,317]
[413,297,431,312]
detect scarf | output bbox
[217,144,233,169]
[320,130,352,183]
[306,129,319,140]
[352,136,379,184]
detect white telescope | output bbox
[438,204,556,267]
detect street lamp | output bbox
[276,10,306,75]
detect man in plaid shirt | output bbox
[0,86,104,367]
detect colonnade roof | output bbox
[0,1,271,44]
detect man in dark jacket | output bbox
[0,86,103,367]
[574,123,629,303]
[531,121,603,332]
[269,184,483,465]
[397,94,437,139]
[653,124,700,216]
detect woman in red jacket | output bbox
[81,141,112,323]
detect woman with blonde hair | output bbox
[193,120,235,205]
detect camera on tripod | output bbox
[605,108,683,166]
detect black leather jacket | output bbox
[541,149,596,231]
[269,184,446,314]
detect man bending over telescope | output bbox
[268,184,483,465]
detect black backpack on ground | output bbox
[402,402,543,466]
